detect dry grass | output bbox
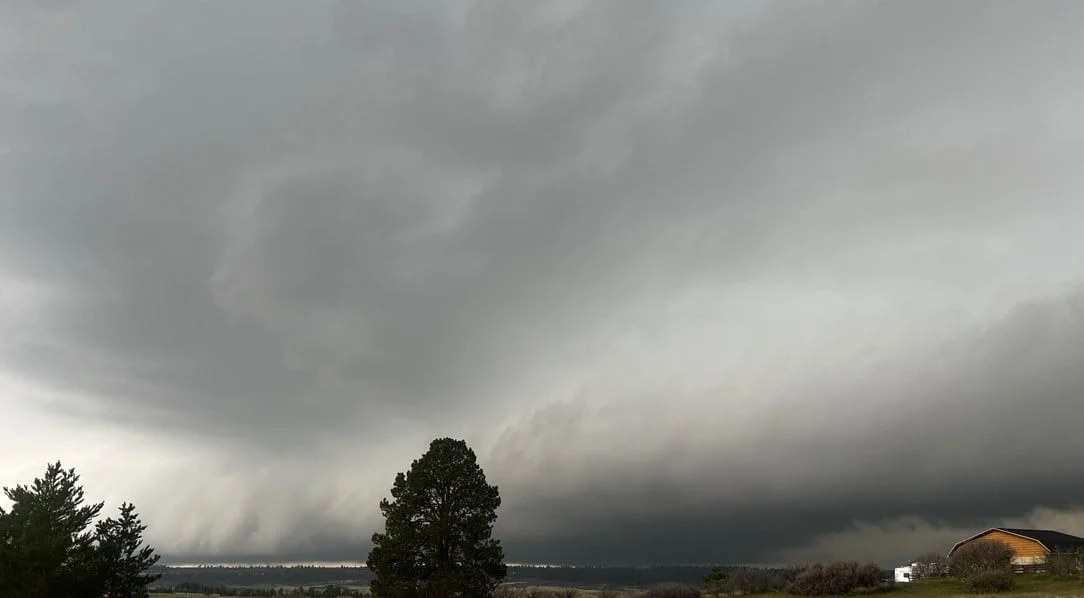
[899,575,1084,597]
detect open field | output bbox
[149,576,1084,598]
[893,576,1084,597]
[717,576,1084,598]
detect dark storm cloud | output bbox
[487,291,1084,565]
[3,0,1084,565]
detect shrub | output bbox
[552,590,580,598]
[726,566,791,594]
[912,553,950,579]
[1045,548,1084,578]
[704,566,729,596]
[967,570,1015,592]
[787,564,828,596]
[855,563,884,589]
[786,561,887,596]
[639,583,702,598]
[949,539,1014,578]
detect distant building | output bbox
[948,528,1084,572]
[893,564,914,583]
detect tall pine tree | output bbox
[96,502,162,598]
[367,438,506,597]
[0,462,161,598]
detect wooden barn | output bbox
[949,528,1084,572]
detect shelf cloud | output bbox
[3,0,1084,566]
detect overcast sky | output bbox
[3,0,1084,568]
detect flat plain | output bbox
[148,575,1084,598]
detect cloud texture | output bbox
[3,0,1084,566]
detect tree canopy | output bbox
[0,461,161,598]
[367,438,507,597]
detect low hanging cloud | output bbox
[3,0,1084,567]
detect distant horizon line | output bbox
[159,561,783,569]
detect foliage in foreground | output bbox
[911,553,950,580]
[786,561,889,596]
[367,437,507,597]
[702,561,891,596]
[0,461,161,598]
[948,539,1013,578]
[701,565,797,595]
[966,569,1016,593]
[1045,547,1084,580]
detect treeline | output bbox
[154,566,370,588]
[154,565,746,590]
[699,563,893,596]
[151,582,364,596]
[505,566,742,588]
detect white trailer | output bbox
[894,565,913,583]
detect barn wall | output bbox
[956,530,1048,561]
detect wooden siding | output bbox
[956,530,1048,559]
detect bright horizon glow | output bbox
[159,561,785,569]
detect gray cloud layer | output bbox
[3,0,1084,566]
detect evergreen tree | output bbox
[367,438,506,597]
[0,462,104,598]
[0,462,161,598]
[96,502,162,598]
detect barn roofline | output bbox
[947,528,1049,556]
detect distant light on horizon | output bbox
[162,561,572,569]
[160,560,787,569]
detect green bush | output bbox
[967,570,1015,592]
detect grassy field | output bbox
[149,576,1084,598]
[732,576,1084,598]
[893,576,1084,597]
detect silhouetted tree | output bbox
[367,438,507,597]
[0,462,161,598]
[96,502,162,597]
